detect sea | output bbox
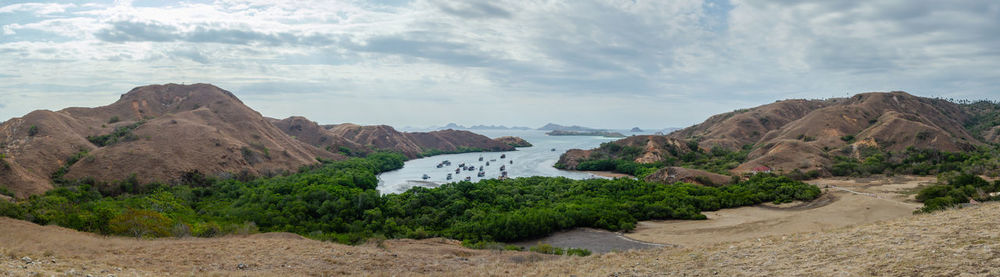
[376,129,625,194]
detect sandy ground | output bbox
[511,228,667,254]
[625,176,931,246]
[578,170,633,179]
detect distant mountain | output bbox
[630,127,643,132]
[435,123,531,130]
[537,123,602,132]
[271,118,518,159]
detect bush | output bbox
[108,116,120,124]
[108,209,173,238]
[27,125,38,136]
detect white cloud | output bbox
[0,0,998,128]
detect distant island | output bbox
[537,123,601,132]
[439,123,532,130]
[546,130,626,138]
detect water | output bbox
[376,130,623,194]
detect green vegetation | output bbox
[829,146,1000,177]
[0,151,817,245]
[962,100,1000,140]
[0,187,13,198]
[87,121,144,147]
[0,153,9,170]
[915,173,1000,213]
[51,150,90,182]
[528,243,591,256]
[566,141,750,178]
[108,116,120,124]
[27,125,38,136]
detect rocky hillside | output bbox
[270,117,518,159]
[0,84,342,198]
[561,91,998,175]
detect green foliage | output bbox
[830,146,1000,177]
[27,125,38,136]
[108,116,120,124]
[0,152,819,247]
[0,186,14,197]
[51,150,90,182]
[916,173,1000,213]
[527,244,591,256]
[87,121,144,147]
[574,142,749,176]
[840,135,855,142]
[109,209,173,238]
[0,153,9,170]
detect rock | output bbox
[237,263,249,270]
[20,256,31,264]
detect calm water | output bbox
[376,130,623,194]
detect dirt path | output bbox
[511,228,669,254]
[625,176,931,247]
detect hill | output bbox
[0,84,338,198]
[537,123,603,132]
[270,117,517,159]
[560,91,999,176]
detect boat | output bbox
[478,166,484,171]
[486,161,490,166]
[477,171,485,177]
[436,163,444,168]
[465,176,471,181]
[478,156,484,161]
[455,168,460,174]
[500,165,506,171]
[421,174,430,180]
[446,173,452,180]
[551,148,556,151]
[500,154,506,159]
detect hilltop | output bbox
[0,84,525,198]
[559,91,1000,176]
[0,84,338,198]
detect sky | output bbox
[1,0,998,129]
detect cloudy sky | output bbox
[1,0,998,129]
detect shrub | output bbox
[108,209,173,238]
[27,125,38,136]
[108,116,120,124]
[566,248,592,257]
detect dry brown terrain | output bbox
[4,196,999,276]
[560,91,987,175]
[271,117,517,159]
[0,84,339,198]
[627,176,929,246]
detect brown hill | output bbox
[564,91,993,175]
[271,117,518,159]
[494,136,532,147]
[0,84,339,198]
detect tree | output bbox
[108,209,172,238]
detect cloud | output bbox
[436,1,512,19]
[94,20,178,42]
[2,0,999,128]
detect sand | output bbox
[625,176,931,246]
